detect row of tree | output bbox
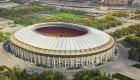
[113,24,140,38]
[0,66,115,80]
[112,10,129,18]
[73,69,112,80]
[125,35,140,62]
[0,66,67,80]
[125,35,140,48]
[0,3,56,18]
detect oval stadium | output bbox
[9,22,116,69]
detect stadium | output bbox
[9,22,116,69]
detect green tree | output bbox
[38,71,66,80]
[129,48,137,60]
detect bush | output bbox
[0,66,67,80]
[128,48,137,60]
[0,32,10,42]
[38,71,66,80]
[114,24,140,38]
[73,69,111,80]
[112,10,129,18]
[132,64,140,69]
[112,73,134,80]
[125,35,140,47]
[59,8,87,15]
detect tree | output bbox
[73,69,110,80]
[129,48,137,60]
[38,71,67,80]
[112,10,129,18]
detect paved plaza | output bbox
[101,43,140,80]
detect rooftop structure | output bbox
[0,0,10,3]
[104,0,129,5]
[0,2,19,9]
[0,17,14,29]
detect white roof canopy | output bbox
[14,22,110,51]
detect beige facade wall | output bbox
[10,42,116,69]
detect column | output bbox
[59,57,60,68]
[75,58,77,68]
[33,54,37,64]
[30,53,33,63]
[42,55,45,65]
[38,55,41,64]
[65,58,66,68]
[47,56,50,67]
[54,57,55,68]
[81,57,84,67]
[92,56,95,65]
[70,58,73,67]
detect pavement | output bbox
[100,43,140,80]
[0,42,33,69]
[0,24,33,69]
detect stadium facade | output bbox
[9,22,116,69]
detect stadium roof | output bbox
[14,22,111,51]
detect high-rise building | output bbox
[0,0,10,3]
[104,0,128,5]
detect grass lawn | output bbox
[112,73,135,80]
[13,15,45,26]
[131,64,140,69]
[120,41,134,48]
[0,32,11,42]
[51,12,83,18]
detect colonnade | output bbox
[10,43,116,69]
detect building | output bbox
[9,22,116,69]
[104,0,129,5]
[0,0,10,3]
[0,17,14,29]
[132,0,140,6]
[0,2,19,9]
